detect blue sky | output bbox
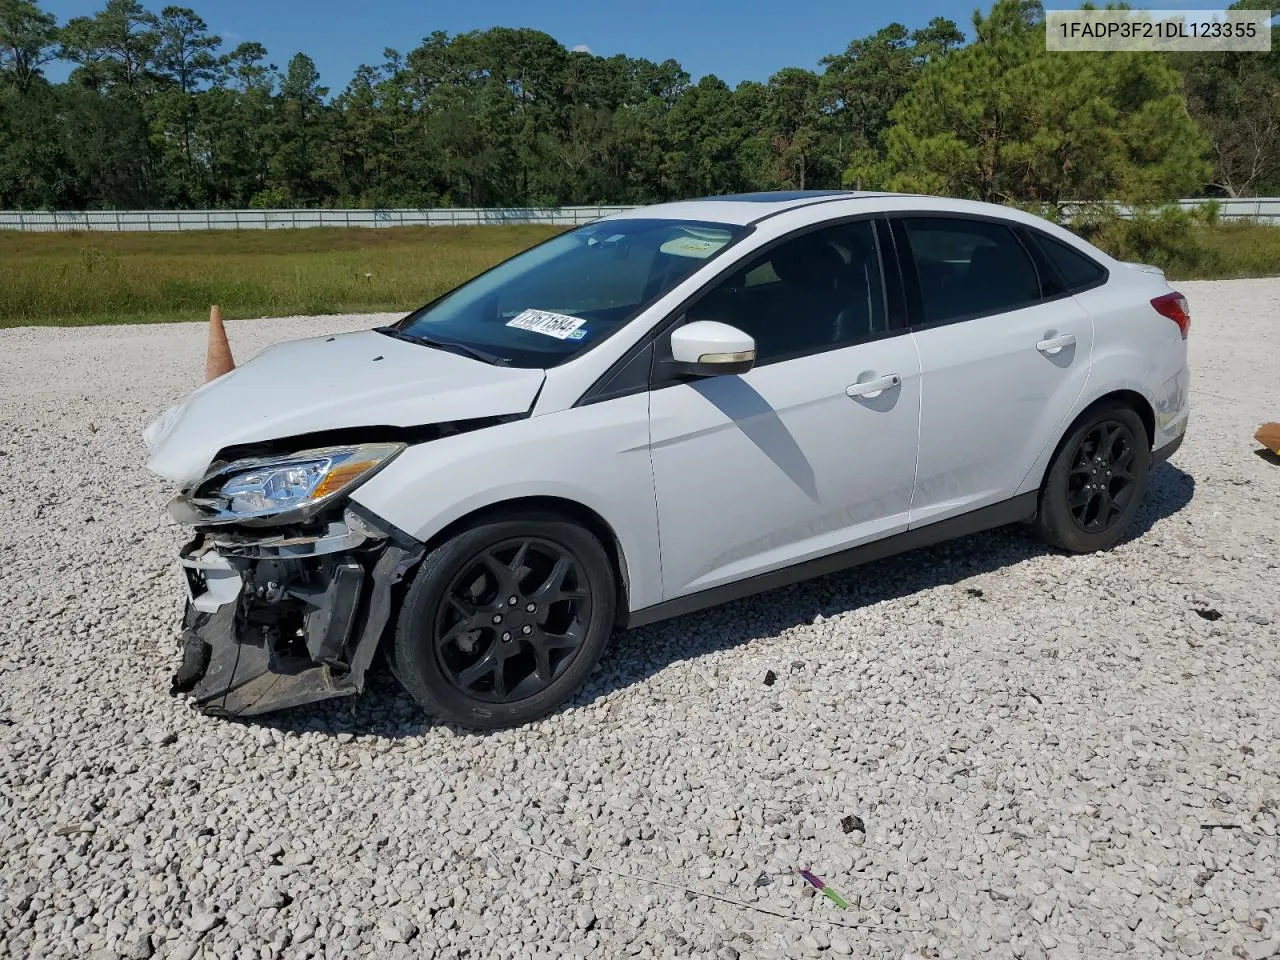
[40,0,988,91]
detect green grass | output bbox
[1,218,1276,328]
[0,225,563,328]
[1186,221,1280,280]
[1067,213,1280,281]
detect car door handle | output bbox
[1036,333,1076,354]
[846,374,901,399]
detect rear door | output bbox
[648,217,922,599]
[891,214,1094,527]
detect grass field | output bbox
[1192,221,1280,277]
[0,226,563,328]
[1,220,1277,328]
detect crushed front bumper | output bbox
[172,510,423,717]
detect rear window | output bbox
[1032,232,1108,293]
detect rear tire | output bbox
[391,512,615,729]
[1035,402,1151,553]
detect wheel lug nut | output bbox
[492,614,503,624]
[521,625,532,635]
[502,632,512,642]
[508,595,519,605]
[526,602,536,612]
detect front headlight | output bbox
[170,442,405,526]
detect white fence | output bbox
[1,198,1278,232]
[0,205,636,232]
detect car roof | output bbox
[600,190,903,227]
[596,192,1103,252]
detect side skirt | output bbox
[624,492,1039,629]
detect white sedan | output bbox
[146,190,1191,727]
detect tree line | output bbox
[0,0,1277,211]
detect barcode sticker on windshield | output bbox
[506,309,587,339]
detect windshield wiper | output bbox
[375,326,510,366]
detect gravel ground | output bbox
[2,279,1279,960]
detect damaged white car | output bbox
[145,191,1190,728]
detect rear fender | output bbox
[1015,368,1173,498]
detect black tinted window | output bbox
[1032,232,1108,292]
[901,217,1041,323]
[685,220,887,365]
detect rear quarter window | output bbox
[1031,232,1109,293]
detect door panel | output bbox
[896,216,1094,526]
[649,336,921,598]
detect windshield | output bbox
[387,218,749,368]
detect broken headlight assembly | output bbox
[170,442,405,527]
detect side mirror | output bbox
[668,320,756,377]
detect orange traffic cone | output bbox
[205,305,235,381]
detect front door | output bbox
[647,218,922,600]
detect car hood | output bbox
[145,329,545,485]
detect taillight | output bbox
[1151,291,1190,339]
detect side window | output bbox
[899,217,1041,324]
[685,219,887,365]
[1030,231,1108,293]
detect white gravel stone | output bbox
[2,281,1280,959]
[377,913,417,943]
[187,910,220,934]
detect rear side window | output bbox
[898,217,1041,324]
[1031,232,1108,293]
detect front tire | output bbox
[1035,402,1151,553]
[391,512,616,729]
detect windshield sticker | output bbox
[566,328,588,341]
[660,235,728,259]
[506,309,587,340]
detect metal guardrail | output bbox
[0,205,637,232]
[1058,197,1280,222]
[1,198,1278,232]
[1171,197,1280,220]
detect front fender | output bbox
[349,394,662,611]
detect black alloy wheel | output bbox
[1036,401,1151,553]
[392,513,615,728]
[1065,419,1140,534]
[435,537,591,702]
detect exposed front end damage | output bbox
[173,509,423,717]
[142,326,547,719]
